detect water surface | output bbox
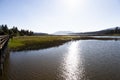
[2,40,120,80]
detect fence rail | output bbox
[0,35,9,49]
[0,35,9,75]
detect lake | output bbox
[2,40,120,80]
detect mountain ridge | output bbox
[72,27,120,36]
[53,31,73,35]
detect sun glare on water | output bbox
[59,41,86,80]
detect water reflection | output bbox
[2,40,120,80]
[60,41,85,80]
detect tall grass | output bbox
[9,35,119,51]
[8,36,80,51]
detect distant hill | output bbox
[72,27,120,36]
[53,31,73,35]
[34,32,48,36]
[34,27,120,36]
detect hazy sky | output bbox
[0,0,120,33]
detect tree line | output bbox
[0,24,34,36]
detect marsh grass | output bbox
[8,35,120,51]
[8,36,79,51]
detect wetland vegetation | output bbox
[8,35,120,51]
[8,36,79,51]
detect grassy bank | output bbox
[8,36,81,51]
[8,35,120,51]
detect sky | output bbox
[0,0,120,33]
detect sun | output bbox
[63,0,78,8]
[68,0,78,6]
[62,0,84,10]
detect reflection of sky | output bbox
[60,41,85,80]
